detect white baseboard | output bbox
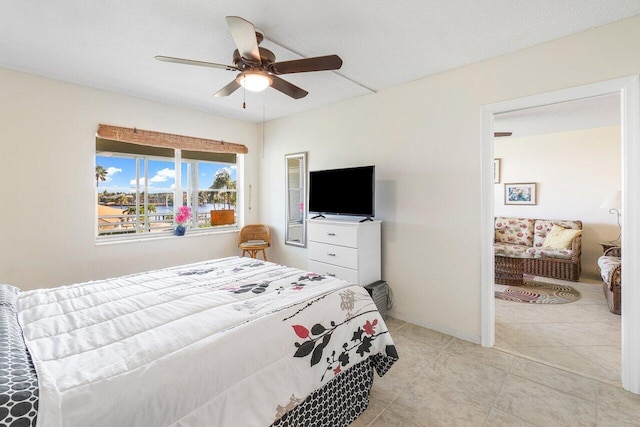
[387,311,481,345]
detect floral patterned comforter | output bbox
[16,257,397,427]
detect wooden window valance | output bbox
[96,124,248,155]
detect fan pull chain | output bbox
[242,75,246,109]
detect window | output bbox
[96,138,239,239]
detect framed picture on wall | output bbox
[505,182,537,205]
[493,159,501,183]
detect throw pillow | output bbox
[542,225,582,249]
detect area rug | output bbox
[495,281,581,304]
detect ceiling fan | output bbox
[155,16,343,100]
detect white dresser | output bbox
[308,218,381,286]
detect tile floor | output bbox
[351,308,639,426]
[494,275,621,386]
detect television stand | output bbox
[311,214,326,219]
[359,217,374,223]
[308,218,381,286]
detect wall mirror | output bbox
[285,152,307,247]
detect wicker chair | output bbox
[598,246,621,315]
[238,225,271,261]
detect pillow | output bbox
[542,225,582,249]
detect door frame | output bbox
[480,76,640,393]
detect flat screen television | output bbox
[309,165,375,218]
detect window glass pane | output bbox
[201,162,237,228]
[144,159,174,233]
[96,142,240,239]
[96,155,137,236]
[147,159,175,191]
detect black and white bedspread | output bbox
[0,285,39,427]
[8,256,397,427]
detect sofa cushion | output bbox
[526,247,573,260]
[542,225,582,249]
[495,242,532,258]
[532,219,582,248]
[598,255,621,286]
[495,217,535,246]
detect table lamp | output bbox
[600,190,621,243]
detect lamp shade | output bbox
[600,190,621,209]
[237,71,272,92]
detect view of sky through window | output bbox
[96,156,236,192]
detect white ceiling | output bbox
[1,1,639,123]
[494,93,621,138]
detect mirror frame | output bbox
[284,152,307,247]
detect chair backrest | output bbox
[604,246,621,258]
[238,224,271,246]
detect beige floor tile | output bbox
[597,383,640,422]
[421,352,509,407]
[494,323,557,348]
[494,330,515,348]
[495,274,621,384]
[483,408,536,426]
[349,395,388,427]
[368,407,419,426]
[443,337,516,371]
[393,323,454,349]
[596,405,640,427]
[496,302,618,324]
[388,380,491,427]
[383,316,407,333]
[507,345,620,383]
[496,321,619,348]
[568,345,621,382]
[561,304,620,323]
[494,375,596,426]
[370,334,441,404]
[509,357,600,402]
[352,314,640,427]
[495,303,558,324]
[565,288,607,306]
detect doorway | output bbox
[492,95,621,384]
[480,76,640,394]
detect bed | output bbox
[1,256,397,426]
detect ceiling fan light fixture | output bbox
[237,71,272,92]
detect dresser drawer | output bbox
[309,241,358,269]
[308,222,358,248]
[308,260,359,284]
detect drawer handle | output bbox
[327,232,336,236]
[327,253,336,257]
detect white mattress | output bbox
[17,257,395,427]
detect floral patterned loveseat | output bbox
[495,217,583,281]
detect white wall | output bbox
[495,126,621,279]
[259,15,640,341]
[0,69,259,290]
[3,15,640,341]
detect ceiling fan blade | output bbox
[494,132,513,137]
[271,55,343,75]
[225,16,261,65]
[213,80,241,97]
[155,55,238,71]
[270,76,308,99]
